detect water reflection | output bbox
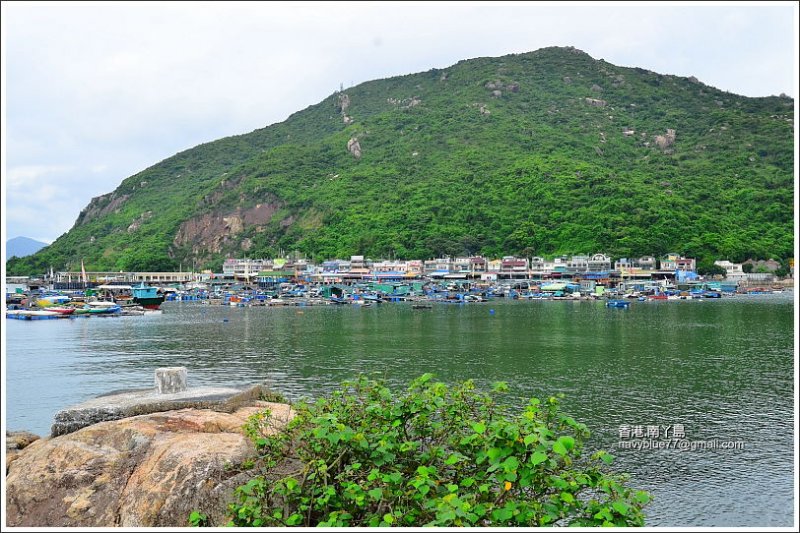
[4,294,794,526]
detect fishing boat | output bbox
[81,301,122,314]
[361,293,385,303]
[132,284,166,310]
[605,299,631,308]
[46,306,76,315]
[36,295,71,307]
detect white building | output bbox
[424,258,452,275]
[714,260,747,281]
[587,253,612,272]
[568,255,589,272]
[223,258,272,280]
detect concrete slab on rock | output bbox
[51,385,251,437]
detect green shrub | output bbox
[188,511,208,527]
[222,375,650,527]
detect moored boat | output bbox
[83,301,122,314]
[132,284,166,310]
[46,306,76,315]
[36,295,71,307]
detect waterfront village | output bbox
[6,252,793,317]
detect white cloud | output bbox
[6,165,73,189]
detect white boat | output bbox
[86,300,120,308]
[7,309,62,318]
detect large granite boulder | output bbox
[5,401,293,527]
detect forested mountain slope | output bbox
[8,46,793,275]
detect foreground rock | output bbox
[6,400,292,527]
[6,431,40,472]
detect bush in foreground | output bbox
[220,375,650,527]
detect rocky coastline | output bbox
[5,370,292,527]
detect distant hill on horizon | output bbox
[6,45,794,276]
[6,236,48,259]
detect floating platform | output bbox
[6,310,123,320]
[6,311,69,320]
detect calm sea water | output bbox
[4,294,795,526]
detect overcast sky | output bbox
[2,1,798,245]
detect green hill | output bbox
[7,46,794,275]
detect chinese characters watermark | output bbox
[616,424,745,452]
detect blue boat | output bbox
[606,299,631,308]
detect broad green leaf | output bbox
[286,513,303,525]
[612,501,630,516]
[503,456,520,472]
[531,451,548,466]
[558,435,575,451]
[492,508,514,521]
[552,441,567,456]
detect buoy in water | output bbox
[223,318,229,322]
[489,309,495,315]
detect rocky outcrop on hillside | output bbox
[173,202,280,255]
[584,97,607,107]
[654,128,677,150]
[347,137,362,159]
[5,402,293,527]
[126,210,153,233]
[76,192,130,225]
